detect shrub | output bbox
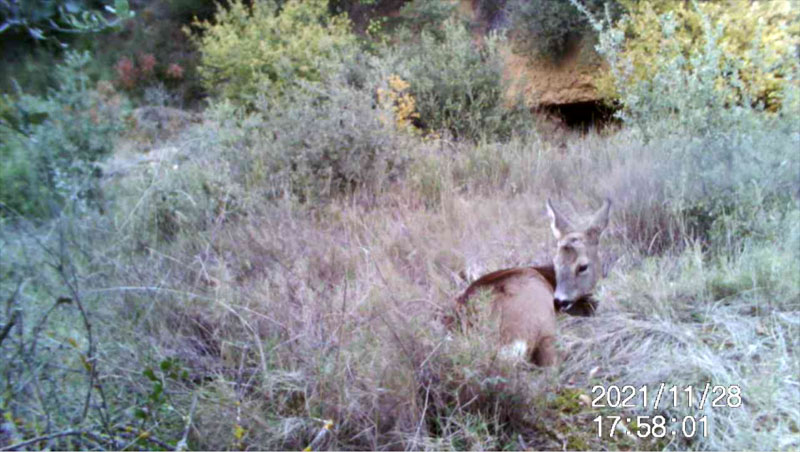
[593,0,800,110]
[0,0,133,43]
[166,63,184,80]
[393,19,530,142]
[214,72,411,202]
[189,0,356,104]
[1,51,127,218]
[112,52,187,99]
[588,0,800,140]
[577,0,800,253]
[114,56,137,89]
[396,0,459,39]
[117,149,244,244]
[506,0,621,61]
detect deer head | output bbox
[546,198,611,312]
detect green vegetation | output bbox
[393,18,531,141]
[1,1,798,450]
[1,51,126,217]
[593,0,800,109]
[189,0,355,104]
[506,0,622,61]
[0,0,133,42]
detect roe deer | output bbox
[453,198,611,365]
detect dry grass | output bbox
[2,111,798,450]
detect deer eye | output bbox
[577,264,589,274]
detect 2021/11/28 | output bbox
[591,384,742,409]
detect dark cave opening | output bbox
[540,100,620,131]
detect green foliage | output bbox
[189,0,356,104]
[590,2,800,139]
[507,0,620,61]
[209,72,410,202]
[0,0,133,43]
[0,47,58,95]
[396,0,459,39]
[0,51,126,218]
[573,0,800,254]
[135,358,190,428]
[393,19,530,142]
[593,0,800,109]
[79,0,204,109]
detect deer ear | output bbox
[546,198,572,240]
[585,198,611,242]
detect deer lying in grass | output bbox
[453,199,611,365]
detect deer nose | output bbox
[554,297,568,310]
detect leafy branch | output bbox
[0,0,134,43]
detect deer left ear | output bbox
[585,198,611,242]
[546,198,573,240]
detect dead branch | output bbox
[175,392,199,451]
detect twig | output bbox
[413,383,431,448]
[334,278,347,366]
[0,278,23,347]
[303,419,334,452]
[53,224,97,423]
[28,300,62,358]
[140,433,174,450]
[1,430,92,451]
[175,393,198,451]
[214,298,270,378]
[118,428,174,451]
[84,285,213,300]
[518,434,528,450]
[0,310,19,347]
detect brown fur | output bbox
[455,264,595,317]
[453,266,558,365]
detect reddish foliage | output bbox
[114,57,137,90]
[138,53,157,77]
[166,63,184,80]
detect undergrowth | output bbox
[1,2,798,451]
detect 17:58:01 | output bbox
[594,415,709,438]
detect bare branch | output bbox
[175,393,199,451]
[1,278,24,347]
[1,430,90,451]
[0,310,19,347]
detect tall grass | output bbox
[1,3,798,451]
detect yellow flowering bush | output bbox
[376,75,421,134]
[598,0,799,109]
[187,0,355,104]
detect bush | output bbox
[0,52,127,218]
[506,0,621,61]
[396,0,459,39]
[209,71,411,202]
[593,0,800,110]
[590,1,800,141]
[189,0,356,104]
[112,52,186,96]
[67,0,202,109]
[0,0,133,43]
[115,147,244,244]
[393,19,530,142]
[578,0,800,254]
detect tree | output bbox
[0,0,133,44]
